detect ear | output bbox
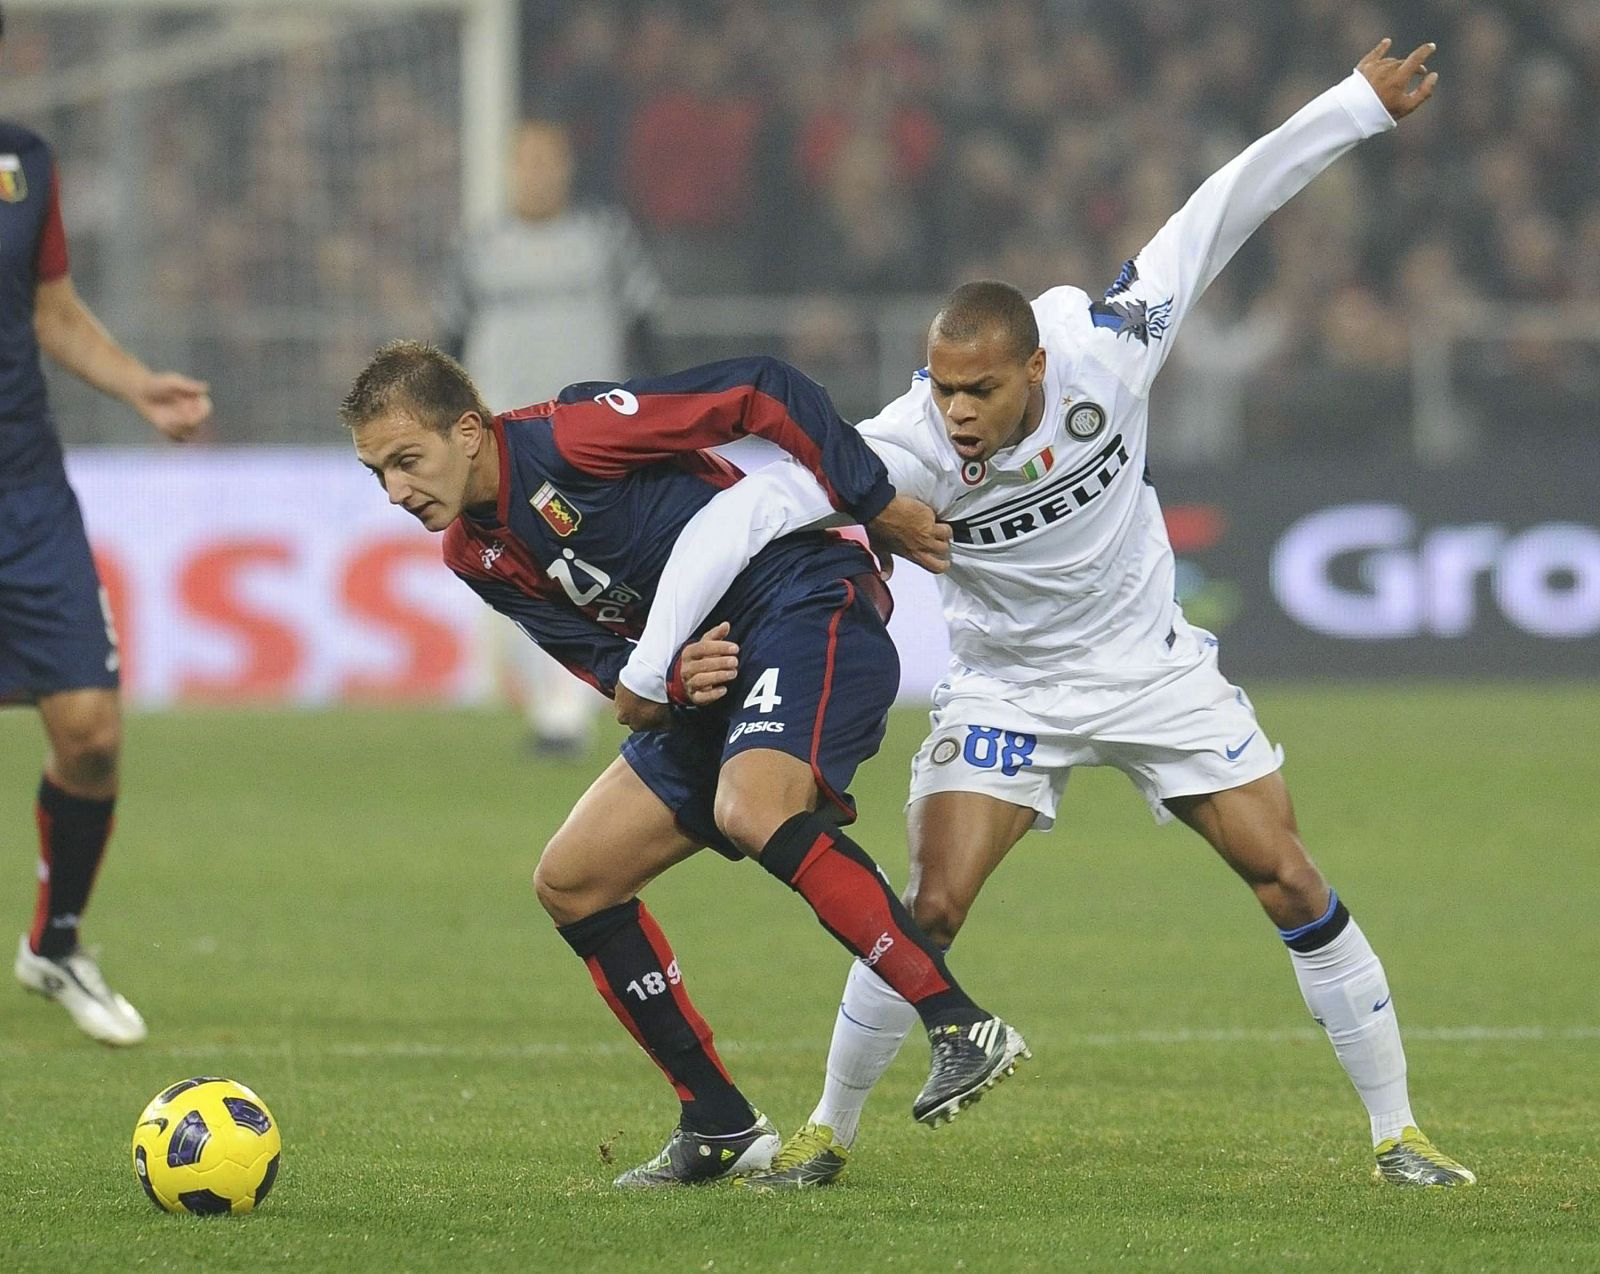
[457,410,486,456]
[1027,346,1047,387]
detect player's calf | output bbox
[557,898,758,1139]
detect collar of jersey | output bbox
[983,401,1064,473]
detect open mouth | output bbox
[949,435,985,460]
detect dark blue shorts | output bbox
[0,477,120,704]
[622,571,897,860]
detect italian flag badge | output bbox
[1020,447,1055,482]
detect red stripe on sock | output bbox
[807,580,855,822]
[635,904,735,1085]
[794,831,835,881]
[791,844,951,1003]
[583,954,693,1101]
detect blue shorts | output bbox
[0,477,120,704]
[622,571,897,860]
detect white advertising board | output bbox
[63,449,953,707]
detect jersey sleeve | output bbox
[618,459,844,702]
[455,571,633,698]
[855,378,945,506]
[547,355,895,524]
[1081,69,1394,396]
[35,167,69,283]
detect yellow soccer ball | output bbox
[130,1077,282,1215]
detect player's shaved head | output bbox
[340,340,491,436]
[930,281,1039,364]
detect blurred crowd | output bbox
[529,0,1600,457]
[9,0,1598,455]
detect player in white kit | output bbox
[619,39,1474,1190]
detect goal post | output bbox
[0,0,518,442]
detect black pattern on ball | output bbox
[133,1145,163,1211]
[166,1109,211,1168]
[255,1153,281,1205]
[156,1076,227,1104]
[177,1188,233,1215]
[223,1097,272,1135]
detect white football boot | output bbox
[15,935,148,1046]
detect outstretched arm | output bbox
[615,455,949,710]
[35,274,212,443]
[616,460,844,707]
[1080,40,1438,395]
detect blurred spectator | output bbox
[440,117,663,757]
[16,0,1600,455]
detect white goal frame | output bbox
[0,0,518,228]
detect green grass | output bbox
[0,687,1596,1272]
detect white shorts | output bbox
[907,629,1284,829]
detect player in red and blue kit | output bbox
[2,9,213,1049]
[342,341,1029,1187]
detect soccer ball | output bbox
[130,1077,281,1215]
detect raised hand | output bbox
[1357,38,1438,121]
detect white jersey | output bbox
[619,70,1395,702]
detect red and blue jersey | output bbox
[444,356,892,695]
[0,121,70,489]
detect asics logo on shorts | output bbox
[728,719,785,743]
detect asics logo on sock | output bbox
[1372,994,1392,1012]
[863,932,895,966]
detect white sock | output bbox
[808,959,919,1147]
[1286,914,1415,1145]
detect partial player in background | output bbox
[625,41,1474,1189]
[439,117,664,759]
[341,343,1027,1188]
[2,5,213,1045]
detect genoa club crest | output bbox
[530,482,581,537]
[0,155,27,203]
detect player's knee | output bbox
[907,885,968,948]
[533,841,604,927]
[52,715,121,789]
[711,788,780,857]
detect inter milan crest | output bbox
[960,459,987,486]
[0,155,27,203]
[1066,401,1106,440]
[930,738,960,765]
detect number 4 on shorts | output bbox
[743,667,782,714]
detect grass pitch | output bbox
[1,687,1596,1272]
